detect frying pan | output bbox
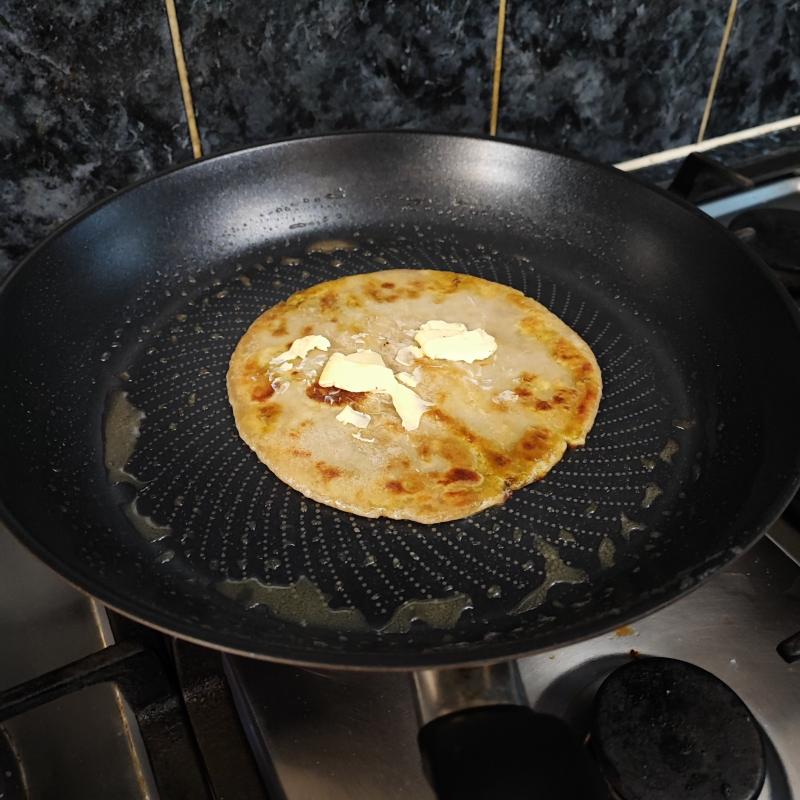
[1,132,800,669]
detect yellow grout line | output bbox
[164,0,203,159]
[697,0,738,143]
[489,0,508,136]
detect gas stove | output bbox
[2,149,800,800]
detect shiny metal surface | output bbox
[225,654,437,800]
[413,662,527,726]
[700,175,800,221]
[0,525,156,800]
[520,536,800,800]
[227,534,800,800]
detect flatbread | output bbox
[227,269,601,523]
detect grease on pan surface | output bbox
[227,270,601,524]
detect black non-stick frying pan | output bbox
[2,132,800,673]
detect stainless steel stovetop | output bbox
[224,527,800,800]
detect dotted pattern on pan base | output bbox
[110,227,695,641]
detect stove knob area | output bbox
[590,656,766,800]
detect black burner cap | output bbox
[591,657,765,800]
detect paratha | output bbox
[227,269,601,524]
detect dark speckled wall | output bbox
[498,2,724,162]
[179,0,496,152]
[2,0,799,273]
[704,0,800,138]
[0,0,190,273]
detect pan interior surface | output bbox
[1,133,799,667]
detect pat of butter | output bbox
[396,371,418,388]
[319,350,431,431]
[335,405,371,429]
[347,349,385,366]
[414,320,496,363]
[395,345,423,367]
[271,334,330,365]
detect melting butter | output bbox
[641,483,662,509]
[219,575,370,632]
[123,498,172,542]
[395,371,419,388]
[659,439,679,464]
[512,539,586,614]
[413,320,497,363]
[598,536,616,569]
[380,593,472,634]
[104,391,145,487]
[271,334,330,365]
[306,239,355,254]
[620,511,646,540]
[319,350,430,431]
[395,345,423,367]
[336,405,371,429]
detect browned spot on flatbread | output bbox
[367,284,399,303]
[301,324,314,336]
[444,489,477,505]
[365,277,424,303]
[251,383,274,402]
[271,322,288,336]
[440,467,481,484]
[577,386,600,419]
[429,409,478,445]
[489,452,511,467]
[257,404,281,430]
[517,428,559,462]
[552,391,570,405]
[320,292,338,311]
[386,480,407,493]
[305,383,366,406]
[315,462,341,480]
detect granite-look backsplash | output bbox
[0,0,190,274]
[2,0,798,274]
[704,0,800,138]
[179,0,495,152]
[498,2,724,162]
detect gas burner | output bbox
[591,657,766,800]
[729,209,800,290]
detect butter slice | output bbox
[414,320,496,363]
[319,350,430,431]
[335,405,371,429]
[271,334,331,365]
[396,371,418,388]
[395,345,423,367]
[347,349,386,366]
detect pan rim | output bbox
[2,130,800,668]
